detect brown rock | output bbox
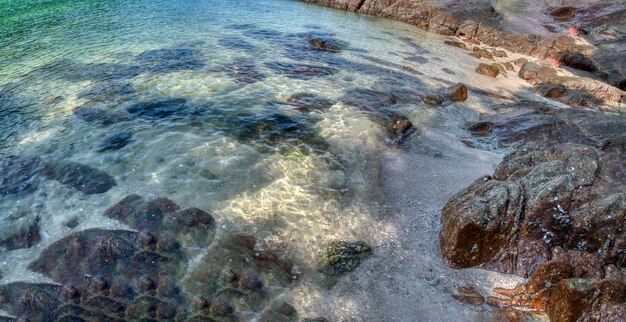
[476,63,499,77]
[445,40,467,50]
[452,285,484,305]
[441,83,468,102]
[547,278,595,322]
[549,6,576,22]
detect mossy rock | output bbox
[318,241,372,276]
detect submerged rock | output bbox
[137,47,205,73]
[0,156,41,195]
[284,92,335,112]
[183,234,295,319]
[40,161,116,194]
[0,211,40,250]
[97,131,132,152]
[308,36,345,53]
[103,194,215,248]
[387,115,417,146]
[318,240,372,276]
[265,61,338,80]
[77,81,134,102]
[126,97,202,120]
[73,106,131,125]
[225,60,266,84]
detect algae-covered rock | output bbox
[318,240,372,276]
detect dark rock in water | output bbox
[475,63,499,77]
[217,37,256,52]
[303,318,330,322]
[23,228,188,320]
[471,47,494,61]
[387,115,417,146]
[137,47,205,73]
[231,113,326,149]
[440,83,468,102]
[73,106,131,125]
[0,282,64,321]
[0,156,42,195]
[318,240,372,276]
[126,97,202,120]
[533,83,602,108]
[557,52,599,73]
[444,40,467,50]
[97,131,132,152]
[264,61,338,80]
[77,81,134,102]
[40,161,116,194]
[225,60,266,84]
[285,93,335,112]
[103,195,215,248]
[39,60,141,82]
[183,234,295,319]
[466,121,493,136]
[341,87,422,111]
[549,6,576,21]
[308,36,345,53]
[0,211,40,250]
[405,55,429,64]
[260,302,298,322]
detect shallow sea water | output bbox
[0,0,532,320]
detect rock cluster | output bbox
[0,195,303,321]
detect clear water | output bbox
[0,0,528,319]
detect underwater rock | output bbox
[126,97,202,120]
[264,61,338,80]
[284,93,335,112]
[97,131,132,152]
[532,83,602,108]
[444,40,467,50]
[18,226,189,320]
[0,156,42,195]
[103,194,215,248]
[387,115,417,146]
[218,37,257,52]
[475,63,499,77]
[137,47,205,73]
[0,282,64,321]
[225,60,266,84]
[260,302,298,322]
[340,87,422,111]
[318,240,372,276]
[38,59,141,82]
[40,160,116,194]
[73,106,131,125]
[231,112,327,150]
[77,81,134,102]
[549,6,576,22]
[0,210,40,250]
[308,36,345,53]
[183,234,295,319]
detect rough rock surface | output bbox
[441,102,626,319]
[0,195,300,321]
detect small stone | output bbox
[318,241,372,276]
[475,63,499,77]
[444,40,467,50]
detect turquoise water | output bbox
[0,0,520,320]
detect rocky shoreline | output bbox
[299,1,626,320]
[300,0,625,106]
